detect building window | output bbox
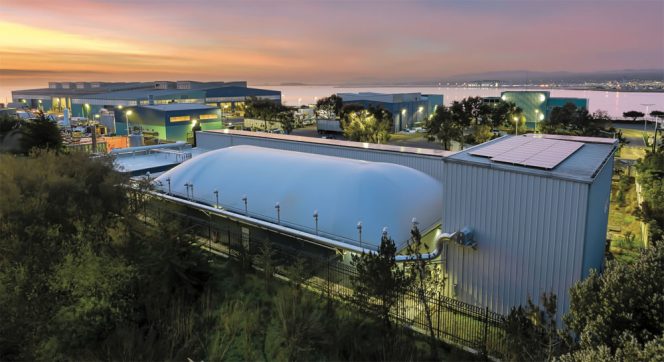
[170,115,191,122]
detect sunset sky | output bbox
[1,0,663,88]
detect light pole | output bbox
[214,190,219,208]
[184,182,190,199]
[125,110,133,137]
[411,217,419,231]
[242,195,248,215]
[166,177,171,194]
[641,103,654,132]
[275,202,280,224]
[313,210,319,235]
[357,221,363,249]
[513,116,519,136]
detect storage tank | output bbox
[128,133,144,147]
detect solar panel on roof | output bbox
[469,136,532,158]
[527,134,617,145]
[469,136,584,170]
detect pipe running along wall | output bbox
[148,190,473,263]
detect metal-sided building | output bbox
[440,135,615,318]
[116,103,222,141]
[338,92,444,132]
[187,130,616,319]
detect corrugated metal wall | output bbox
[581,155,613,277]
[441,161,590,318]
[196,132,445,180]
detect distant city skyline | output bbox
[1,0,663,87]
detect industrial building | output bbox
[116,103,222,142]
[338,92,444,132]
[500,91,589,128]
[143,129,615,320]
[11,80,281,120]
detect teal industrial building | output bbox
[499,91,588,128]
[117,103,222,142]
[11,80,281,142]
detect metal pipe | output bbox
[147,190,472,262]
[149,190,375,254]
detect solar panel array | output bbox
[527,134,617,145]
[469,136,584,169]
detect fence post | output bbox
[483,306,490,358]
[227,229,231,255]
[437,293,442,340]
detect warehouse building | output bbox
[440,135,614,317]
[338,92,444,132]
[116,103,222,142]
[148,129,615,319]
[500,91,588,128]
[11,80,280,120]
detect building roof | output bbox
[154,145,443,249]
[140,103,218,112]
[339,92,423,103]
[445,134,617,183]
[76,88,199,101]
[204,129,453,157]
[203,86,281,98]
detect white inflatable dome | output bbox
[154,145,443,250]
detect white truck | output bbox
[316,118,343,134]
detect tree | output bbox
[490,101,523,133]
[426,105,462,150]
[245,97,279,130]
[404,225,446,360]
[503,293,568,361]
[650,110,664,119]
[564,244,664,352]
[245,97,295,133]
[623,110,645,121]
[557,333,664,362]
[342,106,392,143]
[276,107,296,134]
[634,150,664,243]
[315,94,343,119]
[351,233,412,330]
[541,103,623,143]
[0,111,62,155]
[0,151,212,360]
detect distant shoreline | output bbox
[257,84,664,93]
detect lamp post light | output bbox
[189,182,194,200]
[357,221,363,249]
[513,116,519,136]
[214,189,219,208]
[275,202,280,224]
[242,195,248,215]
[125,110,133,136]
[641,103,654,132]
[313,210,319,235]
[411,217,419,231]
[166,177,171,194]
[184,182,190,199]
